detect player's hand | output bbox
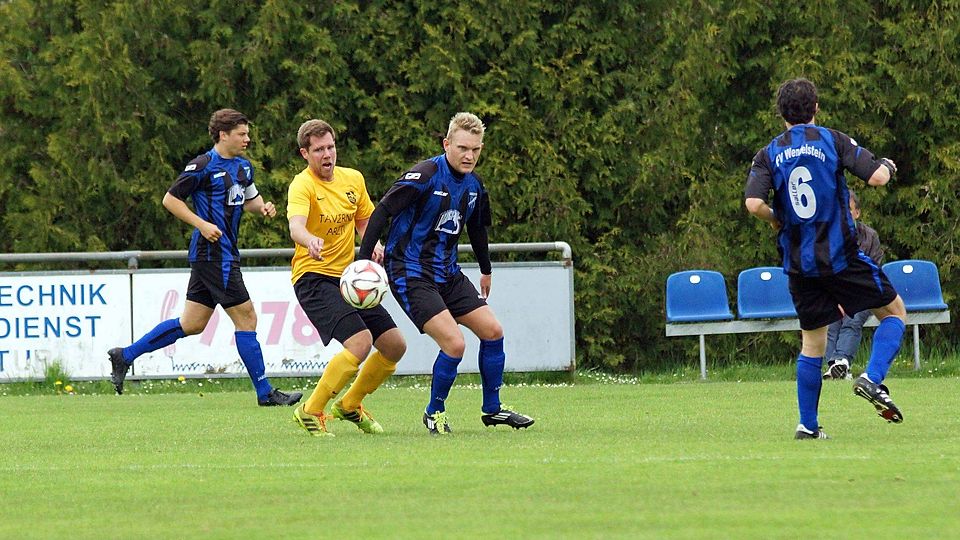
[880,158,897,175]
[479,273,491,299]
[770,219,782,232]
[308,237,324,261]
[372,242,385,265]
[200,222,222,242]
[261,201,276,218]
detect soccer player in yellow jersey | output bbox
[287,119,406,437]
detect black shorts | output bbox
[294,272,397,346]
[788,255,899,330]
[390,272,487,333]
[186,261,250,309]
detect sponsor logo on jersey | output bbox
[227,183,245,206]
[213,171,227,178]
[433,190,449,197]
[184,164,197,172]
[468,192,477,209]
[435,209,462,234]
[404,172,422,180]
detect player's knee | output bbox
[479,320,503,341]
[180,321,204,335]
[890,296,907,318]
[441,335,466,358]
[344,331,374,360]
[382,337,406,361]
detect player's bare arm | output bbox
[162,192,222,242]
[745,198,781,231]
[243,195,276,217]
[868,158,896,186]
[288,215,324,261]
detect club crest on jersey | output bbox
[435,209,462,234]
[345,190,357,204]
[227,183,245,206]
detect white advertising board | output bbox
[129,265,573,379]
[0,274,132,380]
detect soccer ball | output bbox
[339,260,390,309]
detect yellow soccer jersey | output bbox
[287,166,375,284]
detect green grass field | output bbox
[3,377,959,539]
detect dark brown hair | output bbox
[208,109,249,143]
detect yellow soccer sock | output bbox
[340,351,398,412]
[304,349,361,415]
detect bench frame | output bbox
[665,311,951,379]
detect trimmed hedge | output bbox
[2,1,958,370]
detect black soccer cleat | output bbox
[481,407,535,429]
[794,424,830,440]
[853,375,903,423]
[108,347,130,395]
[258,388,303,407]
[423,410,452,435]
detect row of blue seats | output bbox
[667,259,948,323]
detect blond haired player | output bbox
[287,119,406,437]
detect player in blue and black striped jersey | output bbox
[107,109,301,407]
[745,79,906,439]
[359,112,534,435]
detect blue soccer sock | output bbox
[479,338,506,414]
[426,351,462,414]
[235,331,273,400]
[796,354,823,432]
[122,318,186,364]
[865,317,906,384]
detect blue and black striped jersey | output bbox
[745,124,884,277]
[378,155,491,284]
[168,148,258,263]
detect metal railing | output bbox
[0,242,573,270]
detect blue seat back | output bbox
[666,270,733,322]
[882,260,948,311]
[737,266,797,319]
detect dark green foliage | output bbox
[2,1,958,370]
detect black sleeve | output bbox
[831,129,884,182]
[744,149,774,201]
[168,154,210,200]
[466,221,492,274]
[357,183,422,260]
[379,182,421,216]
[358,205,390,261]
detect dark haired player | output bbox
[744,79,905,439]
[107,109,302,407]
[358,112,533,435]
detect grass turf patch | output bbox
[2,378,959,538]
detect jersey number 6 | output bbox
[788,166,816,219]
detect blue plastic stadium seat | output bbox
[737,266,797,319]
[882,260,948,311]
[666,270,733,323]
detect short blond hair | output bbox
[446,112,485,139]
[297,119,336,149]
